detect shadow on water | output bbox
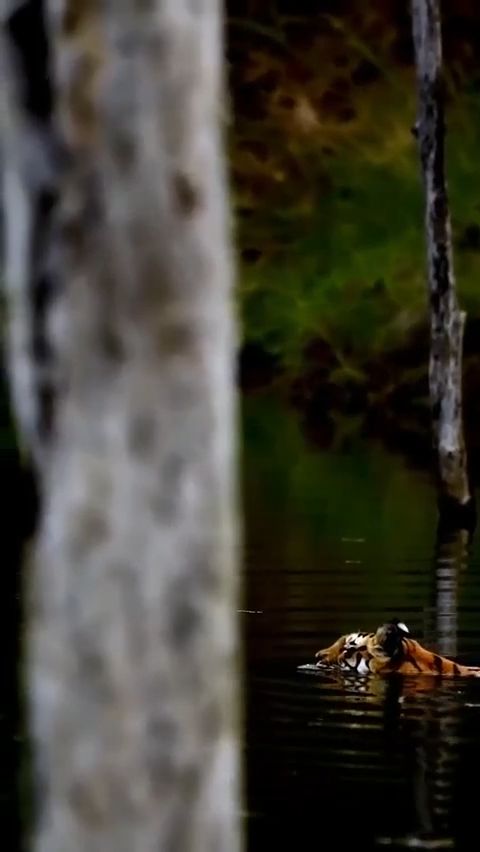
[243,395,480,851]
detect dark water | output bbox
[243,396,480,851]
[5,393,480,849]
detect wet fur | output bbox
[315,623,480,677]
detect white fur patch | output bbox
[356,658,370,675]
[345,632,368,647]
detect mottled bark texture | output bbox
[2,2,241,851]
[411,0,472,516]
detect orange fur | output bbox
[382,637,480,677]
[314,623,480,677]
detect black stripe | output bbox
[433,654,444,673]
[453,663,461,675]
[406,654,422,671]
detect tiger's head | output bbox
[374,619,410,659]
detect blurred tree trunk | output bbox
[1,2,241,851]
[411,0,474,526]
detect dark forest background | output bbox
[227,0,480,465]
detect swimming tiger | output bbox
[313,619,480,677]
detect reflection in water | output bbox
[243,396,480,851]
[247,665,480,851]
[378,679,461,848]
[433,526,471,659]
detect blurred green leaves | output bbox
[229,6,480,370]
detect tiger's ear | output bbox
[397,621,409,634]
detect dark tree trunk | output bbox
[410,0,474,525]
[1,2,241,851]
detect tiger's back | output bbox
[387,637,480,677]
[314,622,480,677]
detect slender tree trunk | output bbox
[411,0,473,523]
[2,2,241,851]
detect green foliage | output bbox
[238,95,480,368]
[229,7,480,370]
[239,157,426,366]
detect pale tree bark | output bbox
[1,2,241,852]
[411,0,473,521]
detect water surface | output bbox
[243,396,480,850]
